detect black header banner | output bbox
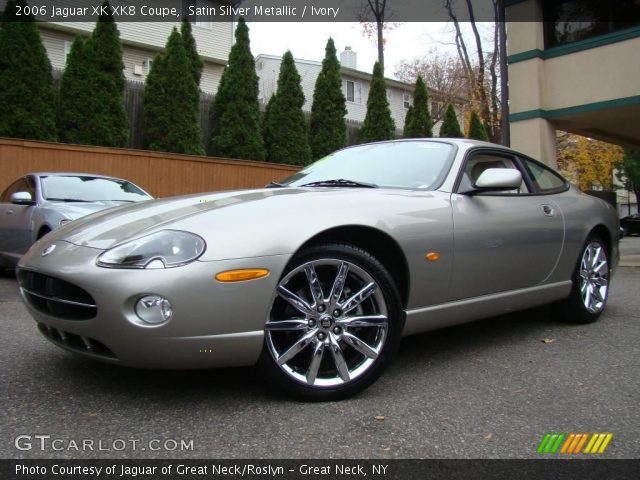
[2,0,639,23]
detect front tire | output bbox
[259,243,403,400]
[554,235,610,324]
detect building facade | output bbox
[256,48,464,134]
[18,0,234,93]
[506,0,640,167]
[40,21,231,93]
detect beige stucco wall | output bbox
[510,118,558,167]
[508,37,640,114]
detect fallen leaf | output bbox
[382,447,391,451]
[484,433,493,440]
[541,338,556,344]
[374,415,385,421]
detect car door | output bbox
[449,150,564,300]
[0,176,37,261]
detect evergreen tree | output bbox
[81,0,129,147]
[403,75,432,138]
[0,0,57,141]
[143,28,204,155]
[58,36,92,143]
[309,38,347,160]
[402,105,414,137]
[181,18,203,87]
[262,94,275,144]
[263,51,311,165]
[467,110,489,141]
[359,61,395,143]
[209,18,265,160]
[439,104,463,138]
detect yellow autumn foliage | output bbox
[557,132,623,191]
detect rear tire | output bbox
[553,235,610,324]
[258,242,404,401]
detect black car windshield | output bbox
[279,141,454,190]
[41,176,151,202]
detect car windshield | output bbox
[41,176,151,202]
[279,141,454,190]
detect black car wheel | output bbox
[259,243,403,400]
[554,235,610,324]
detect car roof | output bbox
[340,138,521,154]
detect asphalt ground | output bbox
[1,238,639,459]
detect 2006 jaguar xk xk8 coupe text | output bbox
[17,139,619,399]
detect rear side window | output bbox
[521,158,567,193]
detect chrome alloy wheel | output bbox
[266,259,389,387]
[579,241,609,314]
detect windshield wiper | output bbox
[265,181,285,188]
[300,179,378,188]
[46,198,92,202]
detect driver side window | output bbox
[460,154,529,194]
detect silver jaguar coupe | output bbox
[17,140,619,400]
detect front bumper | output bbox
[18,240,291,369]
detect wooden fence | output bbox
[0,138,300,198]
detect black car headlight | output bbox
[97,230,206,269]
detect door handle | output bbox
[541,204,555,216]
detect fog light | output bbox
[135,295,172,325]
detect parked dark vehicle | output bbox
[620,214,640,236]
[0,173,152,267]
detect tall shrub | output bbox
[58,36,91,143]
[0,0,56,141]
[143,28,204,155]
[308,38,347,160]
[209,18,265,160]
[181,18,203,87]
[82,0,128,147]
[263,51,311,165]
[439,104,463,138]
[403,75,432,138]
[359,61,395,143]
[467,110,489,141]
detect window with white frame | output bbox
[386,89,392,102]
[144,58,153,75]
[403,93,411,109]
[63,40,72,65]
[345,80,362,104]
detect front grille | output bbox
[38,323,116,359]
[17,270,97,320]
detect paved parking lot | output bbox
[1,239,639,459]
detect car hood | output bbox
[40,186,452,261]
[44,188,316,249]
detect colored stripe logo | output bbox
[537,433,612,454]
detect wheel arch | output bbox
[36,224,52,240]
[589,224,613,259]
[293,225,410,308]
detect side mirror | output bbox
[10,191,35,205]
[474,168,522,191]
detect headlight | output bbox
[97,230,206,269]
